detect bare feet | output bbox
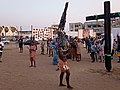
[59,84,66,87]
[67,85,73,89]
[29,65,33,67]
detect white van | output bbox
[1,38,10,44]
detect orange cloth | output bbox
[58,60,69,72]
[29,45,37,60]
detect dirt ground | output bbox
[0,43,120,90]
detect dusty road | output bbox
[0,44,120,90]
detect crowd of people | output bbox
[16,35,120,89]
[17,35,120,68]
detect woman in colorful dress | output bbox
[49,38,59,65]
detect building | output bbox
[84,21,104,35]
[69,22,83,32]
[18,31,32,38]
[32,27,54,40]
[84,18,120,35]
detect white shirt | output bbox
[0,42,4,52]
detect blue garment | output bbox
[91,45,97,53]
[49,41,58,65]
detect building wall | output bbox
[69,22,83,32]
[84,21,104,34]
[32,27,53,40]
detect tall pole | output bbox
[20,26,22,37]
[104,1,112,72]
[58,2,68,49]
[31,25,33,40]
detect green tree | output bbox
[0,26,3,33]
[4,27,9,36]
[10,26,17,36]
[10,26,17,33]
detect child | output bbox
[98,43,104,62]
[28,41,37,67]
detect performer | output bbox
[58,50,73,89]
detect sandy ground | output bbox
[0,43,120,90]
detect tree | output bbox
[10,26,17,33]
[10,26,17,37]
[0,26,3,34]
[4,27,9,36]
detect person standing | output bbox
[58,50,73,89]
[76,39,82,61]
[98,42,104,62]
[40,38,45,55]
[48,38,53,57]
[18,37,23,53]
[27,41,37,67]
[0,38,4,62]
[117,36,120,63]
[71,39,77,61]
[90,42,97,62]
[50,38,59,65]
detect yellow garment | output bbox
[117,52,120,56]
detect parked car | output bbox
[24,40,40,45]
[1,38,10,44]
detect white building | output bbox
[84,21,104,34]
[69,22,83,32]
[32,27,54,40]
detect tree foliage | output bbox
[10,26,17,32]
[0,26,3,33]
[4,27,9,33]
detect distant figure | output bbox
[58,50,73,89]
[18,37,23,53]
[27,41,37,67]
[76,39,82,61]
[71,39,77,61]
[48,38,53,57]
[90,42,98,62]
[0,38,4,62]
[40,39,45,55]
[117,36,120,63]
[46,38,50,54]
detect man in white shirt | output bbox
[0,38,4,62]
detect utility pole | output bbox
[20,26,22,37]
[31,25,33,40]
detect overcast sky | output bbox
[0,0,120,30]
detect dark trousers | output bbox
[90,52,97,62]
[88,45,91,53]
[0,52,3,61]
[60,70,70,86]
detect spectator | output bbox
[0,38,4,62]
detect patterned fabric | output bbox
[29,45,37,61]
